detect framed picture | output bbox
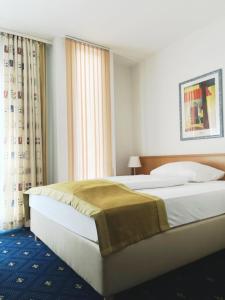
[179,69,224,140]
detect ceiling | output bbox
[1,0,225,62]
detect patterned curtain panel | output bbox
[0,33,46,229]
[65,38,113,180]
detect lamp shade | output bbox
[128,156,141,168]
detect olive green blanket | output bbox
[24,180,169,256]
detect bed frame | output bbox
[30,153,225,299]
[137,153,225,179]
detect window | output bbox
[65,39,113,180]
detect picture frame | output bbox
[179,69,224,141]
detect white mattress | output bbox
[29,181,225,243]
[29,195,98,242]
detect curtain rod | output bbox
[66,35,109,51]
[0,27,52,45]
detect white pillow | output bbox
[150,161,225,182]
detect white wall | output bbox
[132,19,225,156]
[47,19,225,181]
[47,37,68,183]
[113,55,136,175]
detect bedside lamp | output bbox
[128,156,141,175]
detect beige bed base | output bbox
[31,208,225,298]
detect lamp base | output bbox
[130,168,136,175]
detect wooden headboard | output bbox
[137,153,225,179]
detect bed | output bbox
[28,153,225,299]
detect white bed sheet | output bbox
[29,181,225,243]
[106,175,188,189]
[139,181,225,227]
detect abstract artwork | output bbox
[179,69,223,140]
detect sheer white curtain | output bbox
[65,38,113,180]
[0,33,46,229]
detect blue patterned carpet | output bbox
[0,228,225,300]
